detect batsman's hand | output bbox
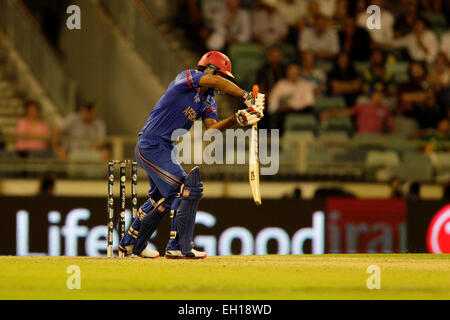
[233,105,264,126]
[243,92,265,109]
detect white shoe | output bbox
[118,245,159,258]
[165,248,207,259]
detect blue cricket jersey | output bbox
[139,69,219,144]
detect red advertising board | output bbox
[427,204,450,254]
[326,199,407,253]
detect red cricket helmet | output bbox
[197,51,234,79]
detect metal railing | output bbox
[100,0,186,86]
[0,0,77,115]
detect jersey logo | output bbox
[183,106,197,121]
[194,92,201,104]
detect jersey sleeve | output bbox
[174,69,206,92]
[200,95,219,121]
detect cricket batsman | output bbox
[118,51,265,259]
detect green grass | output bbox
[0,255,449,300]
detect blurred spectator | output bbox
[277,0,308,45]
[321,90,394,134]
[328,52,361,106]
[390,19,439,64]
[440,31,450,62]
[393,0,419,37]
[411,90,444,132]
[422,119,450,153]
[269,64,317,134]
[15,100,52,156]
[37,172,56,196]
[338,16,371,62]
[357,0,395,44]
[252,0,288,46]
[256,46,286,128]
[428,53,450,110]
[60,102,107,158]
[398,61,432,117]
[317,0,337,18]
[293,187,302,200]
[206,0,251,50]
[333,0,350,29]
[389,177,404,198]
[300,51,327,95]
[443,179,450,199]
[0,128,5,151]
[361,50,396,95]
[256,46,286,95]
[298,13,340,59]
[407,181,421,200]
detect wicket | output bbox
[107,160,138,258]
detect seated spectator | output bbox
[356,0,395,44]
[407,181,421,200]
[422,119,450,153]
[393,0,419,38]
[398,61,432,117]
[390,19,439,64]
[37,172,56,196]
[339,16,371,62]
[269,64,317,134]
[410,90,445,132]
[15,100,52,156]
[300,51,327,95]
[328,52,361,107]
[332,0,349,29]
[428,52,450,109]
[298,13,340,59]
[206,0,251,51]
[256,46,286,128]
[256,46,286,95]
[440,31,450,62]
[317,0,337,18]
[320,90,394,134]
[60,102,107,159]
[277,0,308,45]
[252,0,288,46]
[361,50,396,96]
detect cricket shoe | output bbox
[165,248,207,259]
[118,245,160,259]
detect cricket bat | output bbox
[249,85,262,206]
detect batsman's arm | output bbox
[204,117,237,132]
[198,74,247,101]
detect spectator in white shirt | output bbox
[440,31,450,62]
[252,0,288,46]
[390,19,439,65]
[298,13,340,59]
[356,0,395,44]
[269,63,317,135]
[206,0,251,50]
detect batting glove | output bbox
[233,107,264,126]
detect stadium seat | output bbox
[322,117,353,135]
[318,131,349,143]
[228,44,264,90]
[366,150,400,167]
[392,163,433,182]
[313,95,347,114]
[354,133,385,146]
[284,130,315,140]
[284,114,319,134]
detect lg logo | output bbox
[427,205,450,254]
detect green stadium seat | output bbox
[228,44,264,90]
[318,131,349,143]
[402,153,431,165]
[392,163,433,182]
[323,117,353,135]
[285,114,318,134]
[314,95,347,114]
[366,150,400,167]
[353,133,385,146]
[284,130,315,140]
[435,152,450,167]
